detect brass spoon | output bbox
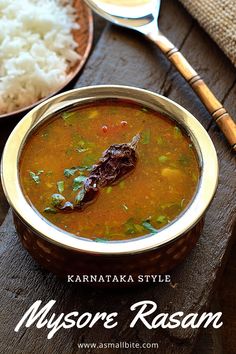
[84,0,236,152]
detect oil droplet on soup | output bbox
[19,100,199,241]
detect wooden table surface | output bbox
[0,1,235,353]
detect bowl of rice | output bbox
[0,0,93,119]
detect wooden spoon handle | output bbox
[149,32,236,152]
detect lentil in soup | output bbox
[20,100,199,241]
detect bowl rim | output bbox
[1,85,219,255]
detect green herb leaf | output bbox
[57,181,64,193]
[124,218,136,235]
[64,166,92,178]
[64,167,78,177]
[157,136,164,145]
[141,129,151,144]
[65,148,73,156]
[174,126,182,138]
[178,154,190,166]
[160,201,183,213]
[156,215,168,224]
[141,107,148,112]
[46,171,53,176]
[124,218,144,235]
[142,220,158,234]
[75,189,86,204]
[72,133,95,152]
[72,176,86,191]
[158,155,168,163]
[51,194,65,207]
[29,170,44,184]
[134,224,145,232]
[106,186,112,194]
[62,111,77,125]
[30,172,40,184]
[94,238,108,243]
[44,207,57,214]
[76,146,89,153]
[78,165,93,172]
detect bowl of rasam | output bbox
[1,85,218,280]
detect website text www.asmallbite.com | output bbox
[77,342,159,350]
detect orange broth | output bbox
[19,100,199,241]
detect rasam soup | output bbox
[19,100,199,241]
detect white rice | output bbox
[0,0,80,114]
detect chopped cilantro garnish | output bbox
[51,194,65,207]
[141,129,151,145]
[124,218,144,235]
[156,215,168,224]
[142,220,158,234]
[29,170,44,184]
[75,189,86,204]
[57,181,64,193]
[72,176,86,191]
[44,207,57,214]
[64,166,92,178]
[158,155,168,163]
[174,126,182,138]
[106,186,112,194]
[94,238,108,243]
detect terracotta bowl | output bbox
[1,85,218,281]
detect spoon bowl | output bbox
[85,0,236,151]
[85,0,160,35]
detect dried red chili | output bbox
[57,134,140,211]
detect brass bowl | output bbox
[1,85,218,280]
